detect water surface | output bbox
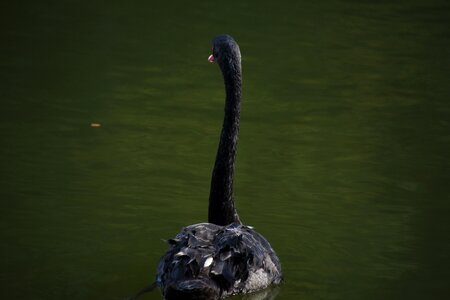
[1,1,449,299]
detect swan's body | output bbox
[157,223,282,299]
[130,35,282,300]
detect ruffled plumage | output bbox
[156,223,282,300]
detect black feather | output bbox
[156,223,282,300]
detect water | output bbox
[1,1,449,299]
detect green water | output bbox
[1,1,449,299]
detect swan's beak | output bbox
[208,54,215,63]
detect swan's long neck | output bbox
[208,58,242,226]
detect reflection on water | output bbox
[236,287,280,300]
[1,0,449,300]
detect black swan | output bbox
[129,35,282,300]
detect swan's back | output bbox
[156,223,282,300]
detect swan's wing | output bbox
[210,224,283,295]
[156,223,221,287]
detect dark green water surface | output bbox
[1,1,449,299]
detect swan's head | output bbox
[208,35,241,72]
